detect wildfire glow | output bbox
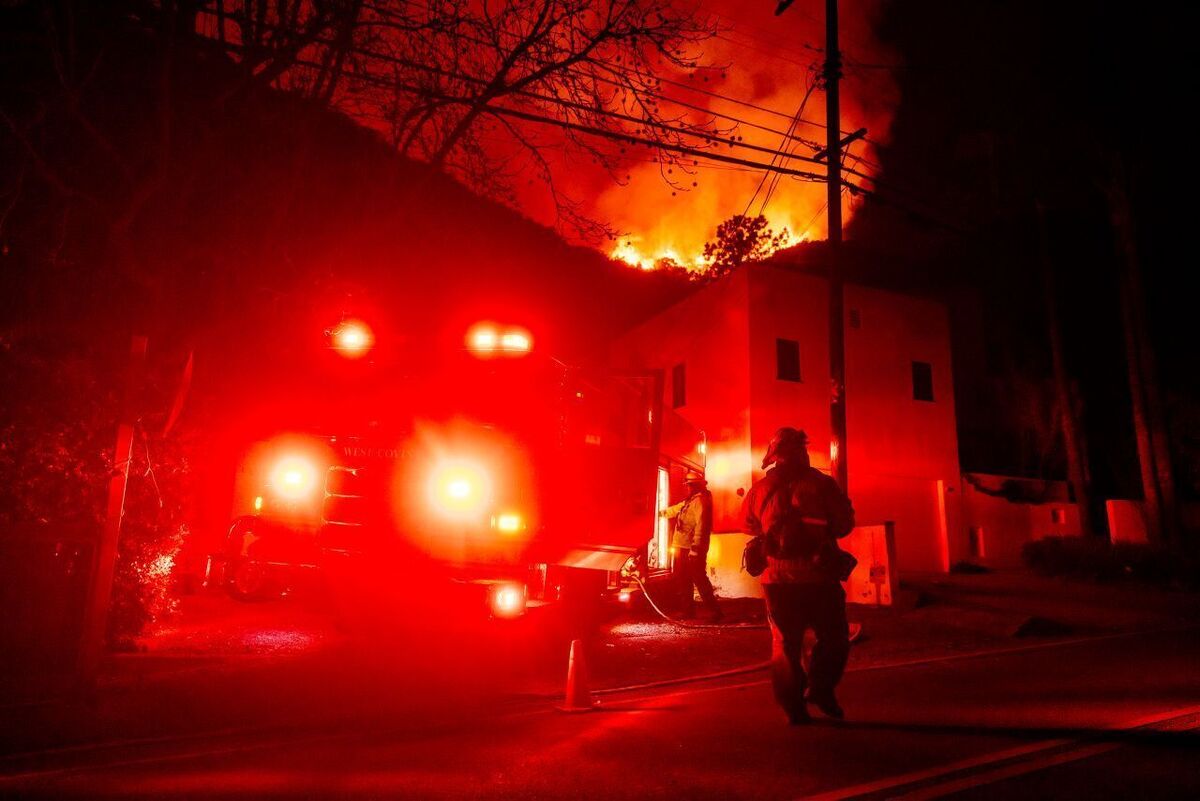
[609,221,813,275]
[592,4,894,276]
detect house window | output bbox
[671,362,686,408]
[912,361,935,402]
[776,338,802,382]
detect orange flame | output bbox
[593,2,896,273]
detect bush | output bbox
[1,337,191,650]
[1022,536,1200,588]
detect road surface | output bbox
[3,627,1198,799]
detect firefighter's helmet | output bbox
[762,427,809,469]
[684,470,707,485]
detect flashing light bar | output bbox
[466,323,533,356]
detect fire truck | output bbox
[215,319,690,622]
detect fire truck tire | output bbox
[226,558,280,601]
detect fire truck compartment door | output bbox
[553,543,638,572]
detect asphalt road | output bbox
[3,628,1199,800]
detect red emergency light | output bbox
[466,323,532,357]
[329,318,374,358]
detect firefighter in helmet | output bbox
[660,469,723,621]
[741,427,855,724]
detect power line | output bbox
[198,9,838,171]
[743,77,816,219]
[202,5,830,153]
[281,53,833,184]
[358,1,849,138]
[197,6,962,231]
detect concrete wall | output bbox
[1107,499,1149,544]
[705,524,899,605]
[611,270,752,530]
[705,532,761,599]
[746,267,834,473]
[744,266,963,572]
[961,473,1081,566]
[843,282,963,571]
[614,264,964,574]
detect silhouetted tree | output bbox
[190,0,722,239]
[702,214,789,278]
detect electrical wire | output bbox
[197,9,835,169]
[195,6,964,234]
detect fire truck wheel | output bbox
[226,558,279,601]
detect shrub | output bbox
[1,337,191,651]
[1022,536,1199,588]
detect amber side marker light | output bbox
[492,513,525,533]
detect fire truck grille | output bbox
[322,466,387,527]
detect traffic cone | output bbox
[557,638,598,713]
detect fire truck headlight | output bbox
[428,461,490,519]
[270,456,319,500]
[490,583,526,618]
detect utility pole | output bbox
[77,335,147,690]
[822,0,848,491]
[775,0,847,488]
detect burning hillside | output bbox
[595,1,899,272]
[189,0,897,276]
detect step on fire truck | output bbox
[215,319,696,623]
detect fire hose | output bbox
[626,572,863,641]
[628,573,766,630]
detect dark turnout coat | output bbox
[741,464,855,584]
